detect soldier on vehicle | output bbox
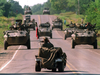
[41,37,54,48]
[85,22,92,30]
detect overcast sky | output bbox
[14,0,48,8]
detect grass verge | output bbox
[0,14,23,49]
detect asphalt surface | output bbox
[0,15,100,75]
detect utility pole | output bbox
[78,0,80,15]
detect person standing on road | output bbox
[64,19,66,25]
[36,22,38,39]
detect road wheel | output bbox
[38,35,39,39]
[71,39,75,49]
[58,62,64,72]
[52,27,53,30]
[35,62,41,72]
[33,27,35,30]
[4,40,8,50]
[27,39,31,49]
[64,34,67,40]
[93,40,97,49]
[52,68,56,72]
[50,34,52,39]
[61,26,63,30]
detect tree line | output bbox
[31,0,100,28]
[0,0,24,17]
[0,0,100,28]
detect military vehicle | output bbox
[52,18,63,30]
[64,28,75,40]
[64,22,76,40]
[71,29,97,49]
[35,47,67,72]
[24,7,32,15]
[38,22,52,38]
[24,15,35,30]
[43,8,50,15]
[3,30,31,50]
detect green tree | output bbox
[8,0,24,16]
[85,0,100,28]
[3,2,11,17]
[51,0,68,10]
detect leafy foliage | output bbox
[0,0,24,17]
[85,0,100,29]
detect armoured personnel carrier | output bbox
[64,22,76,40]
[43,8,50,15]
[71,29,97,49]
[24,7,32,15]
[38,22,52,38]
[3,30,31,50]
[24,15,35,30]
[52,18,63,30]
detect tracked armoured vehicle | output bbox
[3,30,31,50]
[71,29,97,49]
[38,22,52,38]
[52,18,63,30]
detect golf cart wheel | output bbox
[71,39,75,49]
[58,62,64,72]
[93,40,97,49]
[4,40,8,50]
[35,62,41,72]
[27,39,31,49]
[52,68,56,72]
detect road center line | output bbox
[0,46,21,71]
[66,63,76,74]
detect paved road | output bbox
[0,15,100,75]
